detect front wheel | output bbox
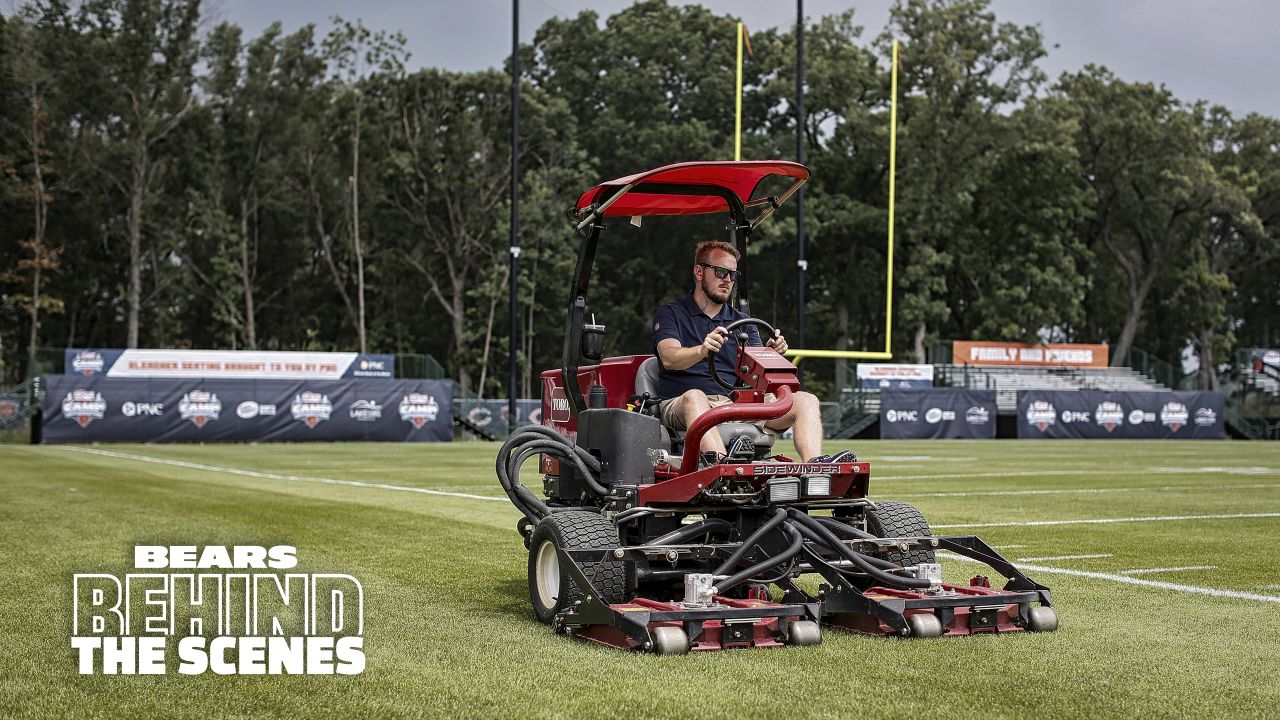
[866,500,936,567]
[528,511,627,623]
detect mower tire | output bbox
[906,612,944,638]
[1027,605,1059,632]
[650,626,690,655]
[528,511,627,624]
[866,500,936,567]
[787,620,822,647]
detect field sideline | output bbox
[2,439,1279,719]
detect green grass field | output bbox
[2,439,1279,719]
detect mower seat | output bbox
[634,357,776,453]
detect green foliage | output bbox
[0,0,1277,393]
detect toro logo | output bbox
[1025,401,1056,431]
[398,393,439,428]
[1095,402,1124,432]
[62,390,106,428]
[1160,402,1189,432]
[549,387,571,423]
[72,351,106,376]
[885,409,918,423]
[291,392,333,428]
[179,391,221,428]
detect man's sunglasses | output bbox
[699,263,741,282]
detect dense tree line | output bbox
[2,0,1277,397]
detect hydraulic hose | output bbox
[790,518,902,571]
[787,509,931,589]
[712,521,805,595]
[651,518,735,546]
[815,516,879,541]
[496,425,610,522]
[712,508,789,577]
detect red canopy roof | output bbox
[575,160,809,217]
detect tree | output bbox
[323,18,407,354]
[1060,66,1224,365]
[881,0,1050,359]
[376,69,577,392]
[0,10,63,373]
[73,0,200,348]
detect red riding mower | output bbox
[496,161,1057,654]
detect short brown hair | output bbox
[693,241,741,266]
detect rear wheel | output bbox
[528,511,627,624]
[866,500,935,566]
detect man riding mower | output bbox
[495,160,1057,654]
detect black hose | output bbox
[650,518,735,546]
[714,521,804,594]
[712,508,788,577]
[787,510,931,589]
[815,516,878,540]
[790,518,901,571]
[495,425,610,522]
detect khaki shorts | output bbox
[659,392,777,430]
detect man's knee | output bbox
[681,389,711,410]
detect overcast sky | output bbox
[206,0,1280,117]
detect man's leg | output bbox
[664,389,728,455]
[764,391,823,461]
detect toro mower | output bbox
[496,160,1056,654]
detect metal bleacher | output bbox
[936,365,1166,413]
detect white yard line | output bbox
[882,467,1280,482]
[938,553,1280,605]
[870,456,978,463]
[989,544,1026,549]
[1016,553,1113,562]
[880,470,1122,481]
[56,446,510,503]
[895,483,1280,499]
[1150,466,1280,475]
[1119,566,1217,576]
[934,513,1280,529]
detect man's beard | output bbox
[703,276,732,304]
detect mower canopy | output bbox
[573,160,809,221]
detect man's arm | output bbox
[657,329,728,371]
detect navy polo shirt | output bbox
[652,294,762,399]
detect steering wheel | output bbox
[707,317,778,391]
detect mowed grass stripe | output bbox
[57,445,510,502]
[939,552,1280,604]
[4,441,1280,719]
[33,446,1280,532]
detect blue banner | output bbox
[40,376,452,443]
[1017,390,1224,439]
[879,389,997,439]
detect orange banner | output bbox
[952,341,1108,368]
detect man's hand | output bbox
[702,326,729,356]
[767,329,788,354]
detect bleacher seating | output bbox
[937,365,1166,412]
